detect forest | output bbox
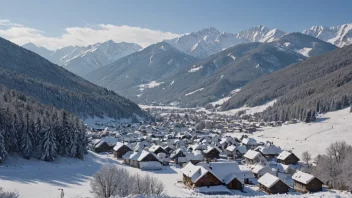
[0,85,87,163]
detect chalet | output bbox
[94,140,113,153]
[187,150,204,164]
[241,138,257,149]
[181,162,253,190]
[203,146,221,160]
[243,150,266,165]
[149,145,167,155]
[292,171,323,193]
[226,145,236,158]
[170,148,187,165]
[181,162,222,188]
[251,165,272,178]
[163,145,174,154]
[277,151,300,165]
[255,144,281,160]
[235,145,247,158]
[258,173,290,194]
[113,142,132,159]
[126,150,163,170]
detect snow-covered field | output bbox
[250,107,352,157]
[0,152,350,198]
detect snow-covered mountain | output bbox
[64,40,142,76]
[165,26,286,58]
[22,41,142,76]
[165,27,248,58]
[236,25,286,42]
[85,42,197,99]
[303,24,352,47]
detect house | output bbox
[203,146,221,160]
[235,145,247,158]
[149,145,167,156]
[251,165,272,178]
[258,173,290,194]
[113,142,132,159]
[277,151,300,165]
[94,140,113,153]
[181,162,222,188]
[243,150,266,165]
[226,145,236,158]
[170,148,187,165]
[187,150,204,164]
[292,171,323,193]
[255,144,281,160]
[127,150,163,169]
[181,161,253,190]
[241,138,257,149]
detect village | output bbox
[86,106,326,196]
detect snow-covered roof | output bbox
[94,140,107,148]
[137,150,161,162]
[255,145,281,155]
[292,171,316,184]
[181,162,213,183]
[226,145,236,152]
[277,150,293,160]
[122,151,132,159]
[241,138,257,145]
[236,145,247,154]
[113,142,130,151]
[187,150,204,161]
[149,145,163,153]
[258,173,280,188]
[243,150,260,160]
[204,145,221,153]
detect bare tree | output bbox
[90,165,129,198]
[302,151,312,166]
[91,165,165,198]
[0,188,19,198]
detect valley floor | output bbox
[0,108,351,198]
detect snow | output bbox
[210,97,231,106]
[149,54,153,64]
[255,64,260,68]
[139,161,162,170]
[185,88,204,96]
[139,81,164,90]
[188,65,203,72]
[257,173,280,188]
[195,185,232,195]
[284,42,291,47]
[170,80,175,86]
[217,100,277,115]
[292,171,315,184]
[296,47,312,57]
[243,150,260,160]
[227,53,236,61]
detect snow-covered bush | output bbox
[0,188,19,198]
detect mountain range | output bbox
[19,23,352,114]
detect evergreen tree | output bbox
[21,113,33,159]
[0,133,8,163]
[40,128,57,161]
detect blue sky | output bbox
[0,0,351,49]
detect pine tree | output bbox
[0,133,8,163]
[21,113,33,159]
[40,127,57,161]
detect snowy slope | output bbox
[303,24,352,47]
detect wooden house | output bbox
[181,162,222,188]
[277,151,300,165]
[149,145,167,155]
[203,146,221,160]
[255,144,281,160]
[94,140,113,153]
[113,142,132,159]
[170,148,187,165]
[292,171,323,193]
[258,173,290,194]
[127,150,163,169]
[243,150,266,165]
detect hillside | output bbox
[138,42,306,107]
[0,37,145,120]
[85,42,198,99]
[222,44,352,121]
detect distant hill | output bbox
[0,37,146,120]
[222,44,352,121]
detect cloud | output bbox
[0,19,180,50]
